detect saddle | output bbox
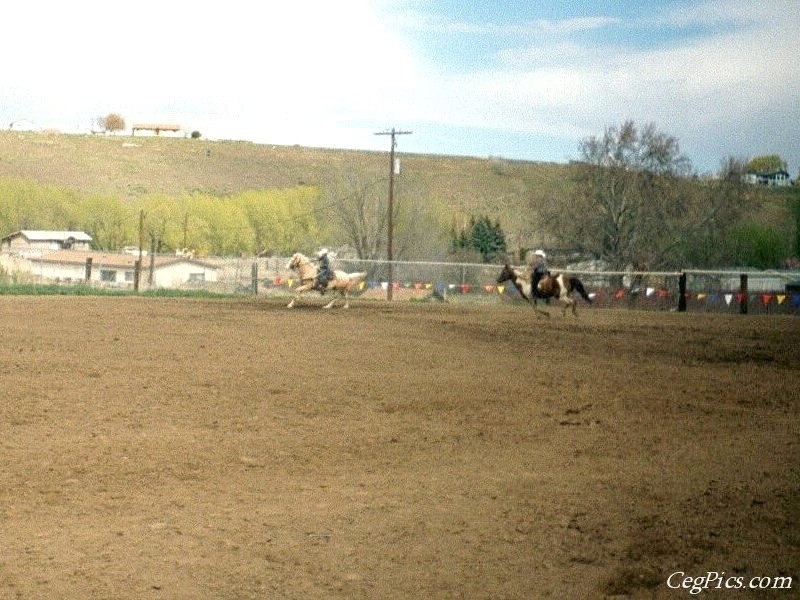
[316,270,335,290]
[537,273,559,297]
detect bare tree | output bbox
[325,171,387,260]
[98,113,126,134]
[541,121,749,270]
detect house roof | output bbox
[747,170,790,178]
[2,230,92,243]
[131,123,181,131]
[33,250,217,270]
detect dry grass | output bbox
[0,130,572,238]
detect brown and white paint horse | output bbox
[497,264,592,317]
[286,252,367,309]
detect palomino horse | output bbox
[286,252,367,309]
[497,264,592,317]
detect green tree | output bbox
[76,194,135,250]
[180,192,252,256]
[725,223,789,268]
[452,214,507,263]
[134,194,186,254]
[0,178,81,233]
[236,187,322,256]
[746,154,787,174]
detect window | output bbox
[100,270,117,282]
[188,272,205,283]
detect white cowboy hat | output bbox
[533,249,546,259]
[317,248,329,258]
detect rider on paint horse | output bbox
[529,249,549,298]
[314,248,335,294]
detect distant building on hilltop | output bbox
[744,170,793,187]
[131,123,182,137]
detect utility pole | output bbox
[374,128,412,300]
[134,209,144,292]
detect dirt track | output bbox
[1,296,798,599]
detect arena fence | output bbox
[7,253,800,315]
[209,256,800,315]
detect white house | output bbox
[131,123,183,137]
[1,230,93,256]
[29,250,218,289]
[744,170,793,187]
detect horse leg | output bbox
[561,296,577,317]
[532,298,550,318]
[287,282,311,308]
[322,287,341,309]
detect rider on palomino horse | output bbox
[314,248,335,294]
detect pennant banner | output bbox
[268,272,800,311]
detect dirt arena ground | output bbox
[1,295,798,599]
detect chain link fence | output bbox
[210,256,800,315]
[4,252,799,314]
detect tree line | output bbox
[0,180,325,257]
[539,120,798,270]
[0,119,797,269]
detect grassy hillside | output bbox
[0,130,572,248]
[0,130,795,263]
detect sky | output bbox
[2,0,798,176]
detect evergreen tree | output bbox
[452,214,507,262]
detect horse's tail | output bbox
[569,277,592,304]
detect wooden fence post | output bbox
[678,273,687,312]
[740,274,748,314]
[84,257,92,283]
[251,262,259,295]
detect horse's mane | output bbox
[512,266,531,282]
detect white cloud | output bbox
[392,0,799,169]
[2,0,419,143]
[1,1,797,171]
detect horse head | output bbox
[287,253,304,271]
[498,264,531,301]
[497,264,516,284]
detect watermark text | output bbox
[667,571,793,594]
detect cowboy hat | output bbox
[533,249,546,259]
[317,248,329,258]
